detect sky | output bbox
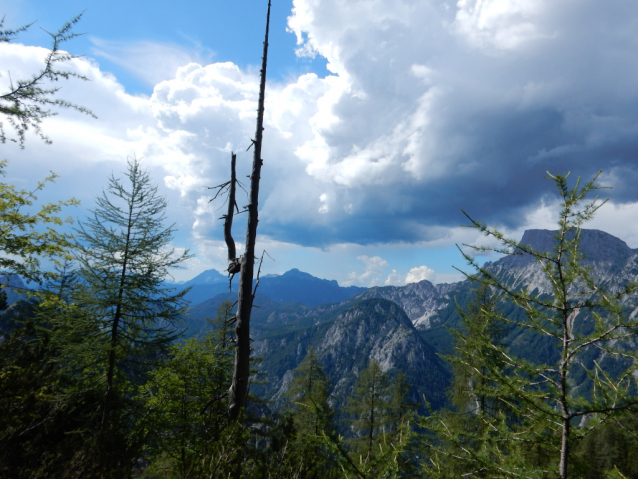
[2,0,638,286]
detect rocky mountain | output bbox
[353,229,638,334]
[182,228,638,414]
[253,298,449,413]
[420,228,638,371]
[484,229,638,294]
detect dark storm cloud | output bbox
[265,0,638,247]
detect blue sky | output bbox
[3,0,638,286]
[4,0,329,91]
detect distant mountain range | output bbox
[178,268,366,307]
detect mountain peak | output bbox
[520,229,632,256]
[181,268,227,288]
[491,229,635,271]
[282,268,309,277]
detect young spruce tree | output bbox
[338,359,415,478]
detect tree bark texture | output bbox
[228,0,271,421]
[224,153,241,274]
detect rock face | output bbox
[485,229,638,296]
[355,280,462,329]
[254,298,449,412]
[357,229,638,331]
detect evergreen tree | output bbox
[572,410,638,478]
[346,359,391,459]
[282,348,337,478]
[286,348,333,437]
[140,318,238,478]
[338,359,414,478]
[448,283,505,418]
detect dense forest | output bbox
[2,8,638,479]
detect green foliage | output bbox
[0,273,111,478]
[447,283,506,417]
[280,348,338,478]
[140,331,235,477]
[340,359,417,478]
[40,158,193,475]
[0,165,86,477]
[423,284,522,478]
[572,411,638,479]
[0,160,77,284]
[0,13,95,147]
[346,359,391,459]
[286,348,334,435]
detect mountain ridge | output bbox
[179,267,366,307]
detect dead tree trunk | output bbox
[228,0,271,421]
[225,153,241,276]
[209,152,241,282]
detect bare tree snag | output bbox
[209,152,242,285]
[225,153,241,275]
[228,0,271,421]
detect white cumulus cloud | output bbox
[343,255,389,287]
[405,265,436,284]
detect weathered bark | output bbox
[224,153,241,275]
[228,0,271,421]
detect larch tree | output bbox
[283,348,337,478]
[424,172,638,479]
[286,348,334,437]
[0,12,95,147]
[73,158,190,473]
[346,359,391,460]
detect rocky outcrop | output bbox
[485,229,638,295]
[355,280,462,329]
[318,298,448,408]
